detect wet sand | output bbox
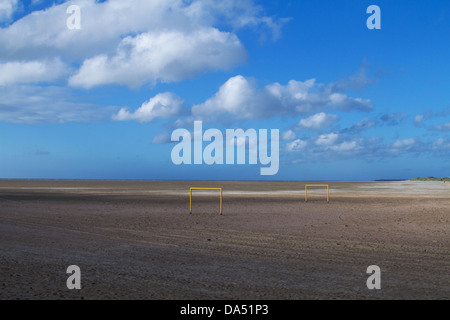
[0,180,449,300]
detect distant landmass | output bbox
[410,177,450,181]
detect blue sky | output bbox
[1,0,450,181]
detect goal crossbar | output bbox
[190,188,223,215]
[305,185,330,203]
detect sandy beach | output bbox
[0,180,448,300]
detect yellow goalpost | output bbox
[305,185,330,203]
[190,188,223,215]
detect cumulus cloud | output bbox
[434,122,450,132]
[380,112,407,126]
[69,28,247,88]
[286,139,307,152]
[284,121,447,162]
[286,134,418,162]
[152,131,172,144]
[330,141,360,152]
[391,138,417,153]
[327,64,378,92]
[0,0,282,86]
[0,0,217,60]
[192,75,261,121]
[413,108,450,131]
[298,112,339,131]
[433,138,450,153]
[339,113,407,135]
[285,132,365,159]
[414,115,424,127]
[0,0,17,23]
[113,92,184,123]
[191,75,373,123]
[0,59,69,86]
[392,138,415,148]
[428,138,450,157]
[282,130,297,141]
[1,0,281,123]
[182,0,289,41]
[349,118,377,132]
[315,133,339,146]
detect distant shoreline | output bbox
[410,177,450,182]
[0,178,406,182]
[0,178,447,182]
[374,179,407,182]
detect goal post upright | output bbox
[189,187,223,215]
[305,184,330,203]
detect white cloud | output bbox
[186,0,289,40]
[152,131,172,144]
[327,64,376,92]
[350,118,377,132]
[69,28,247,88]
[392,138,416,149]
[0,0,198,60]
[433,138,450,149]
[429,138,450,157]
[0,85,117,124]
[0,59,69,86]
[0,0,17,23]
[380,112,407,126]
[192,75,373,123]
[0,0,282,85]
[286,127,449,162]
[435,122,450,132]
[315,133,339,146]
[298,112,339,130]
[414,115,424,126]
[282,130,297,141]
[192,75,260,121]
[434,138,446,147]
[0,0,380,127]
[385,138,419,155]
[384,138,422,156]
[331,141,360,152]
[113,92,184,123]
[286,139,307,152]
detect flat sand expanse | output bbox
[0,180,448,300]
